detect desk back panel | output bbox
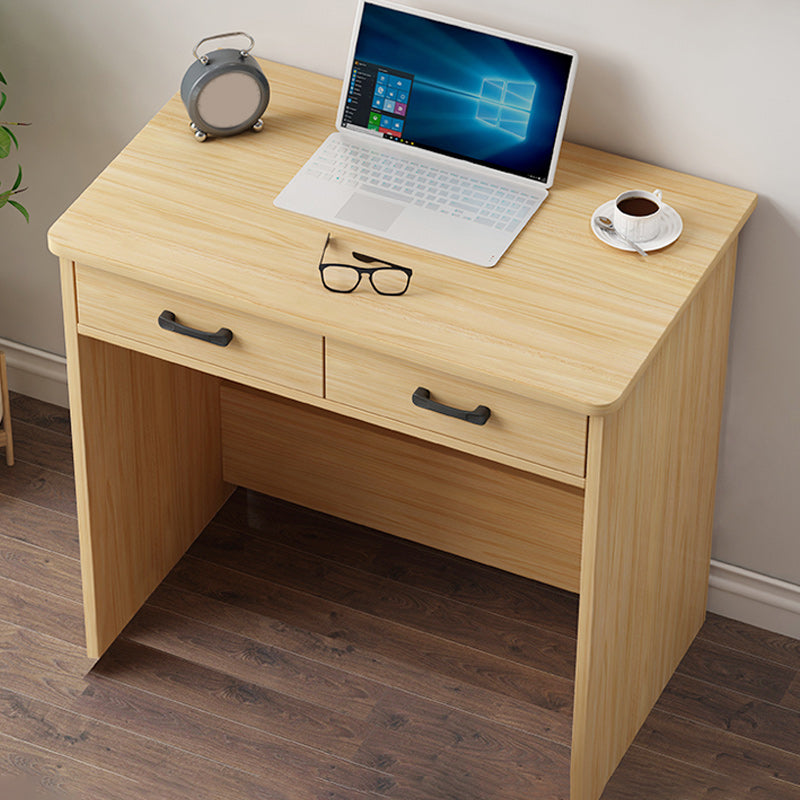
[220,384,585,593]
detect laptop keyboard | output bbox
[305,137,541,232]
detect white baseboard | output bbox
[0,337,69,408]
[708,559,800,639]
[2,337,799,640]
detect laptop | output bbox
[274,0,578,267]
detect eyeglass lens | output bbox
[321,265,361,292]
[368,267,410,295]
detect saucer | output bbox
[590,200,683,252]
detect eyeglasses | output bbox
[318,233,413,296]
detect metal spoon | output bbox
[596,216,648,257]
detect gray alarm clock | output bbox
[180,32,270,142]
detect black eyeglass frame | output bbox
[318,233,413,296]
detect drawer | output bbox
[75,265,323,396]
[325,340,587,478]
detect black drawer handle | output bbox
[158,310,233,347]
[412,387,491,426]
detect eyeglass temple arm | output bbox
[352,251,410,272]
[319,233,332,266]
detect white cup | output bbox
[613,189,664,243]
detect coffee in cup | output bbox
[613,189,663,242]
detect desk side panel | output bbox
[570,244,737,800]
[61,261,233,657]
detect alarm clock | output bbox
[180,32,270,142]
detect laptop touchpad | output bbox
[335,193,404,231]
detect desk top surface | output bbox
[49,60,756,414]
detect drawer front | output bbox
[76,265,323,396]
[326,340,587,478]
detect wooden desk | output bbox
[48,60,756,800]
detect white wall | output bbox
[1,1,799,594]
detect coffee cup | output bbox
[613,189,663,243]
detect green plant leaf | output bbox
[0,127,10,158]
[0,71,6,85]
[12,164,22,190]
[9,200,29,222]
[0,189,11,208]
[5,125,18,149]
[0,91,6,113]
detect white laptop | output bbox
[274,0,578,267]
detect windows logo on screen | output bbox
[476,79,536,139]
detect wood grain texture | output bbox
[7,419,74,476]
[700,611,800,670]
[184,523,578,685]
[0,458,77,517]
[9,390,71,437]
[676,636,797,704]
[213,488,582,639]
[0,689,282,800]
[0,494,79,559]
[47,60,756,415]
[60,260,234,657]
[0,352,13,466]
[76,263,324,398]
[0,576,84,646]
[656,672,800,754]
[635,707,800,786]
[149,573,575,742]
[0,533,81,603]
[74,671,396,797]
[220,383,585,592]
[571,243,739,800]
[326,338,587,478]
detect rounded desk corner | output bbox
[581,386,631,418]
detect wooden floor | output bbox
[1,393,799,800]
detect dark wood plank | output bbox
[189,522,578,678]
[121,603,383,719]
[8,420,74,477]
[0,577,84,646]
[161,555,574,743]
[0,460,77,517]
[95,638,370,760]
[0,733,144,800]
[0,494,80,559]
[0,533,82,603]
[360,686,571,800]
[677,635,797,704]
[0,623,94,707]
[602,743,800,800]
[700,613,800,671]
[655,672,800,755]
[75,673,396,796]
[9,391,71,438]
[123,598,571,799]
[782,673,800,711]
[0,689,283,800]
[632,708,800,785]
[214,488,580,638]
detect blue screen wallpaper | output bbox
[349,3,575,182]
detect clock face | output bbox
[195,71,264,129]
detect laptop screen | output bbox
[340,2,577,185]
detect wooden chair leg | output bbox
[0,352,13,467]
